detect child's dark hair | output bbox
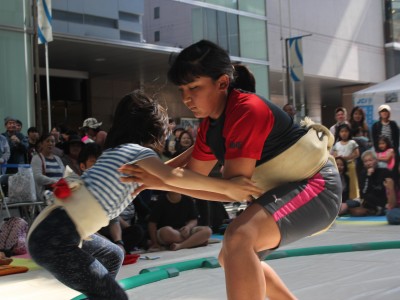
[38,132,54,144]
[104,90,169,151]
[168,40,234,85]
[78,143,102,165]
[378,135,393,149]
[335,156,348,174]
[337,123,352,141]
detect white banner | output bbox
[37,0,53,44]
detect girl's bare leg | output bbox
[261,262,297,299]
[218,204,295,300]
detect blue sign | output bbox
[359,105,374,130]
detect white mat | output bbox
[1,222,399,300]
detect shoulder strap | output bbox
[38,153,46,175]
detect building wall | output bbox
[52,0,144,42]
[143,0,270,98]
[143,0,192,47]
[267,0,385,125]
[267,0,385,82]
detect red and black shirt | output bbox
[192,89,306,166]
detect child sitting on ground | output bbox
[148,191,212,251]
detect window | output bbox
[154,7,160,19]
[154,31,160,42]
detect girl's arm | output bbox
[120,164,234,201]
[378,149,394,163]
[346,147,360,161]
[119,156,261,202]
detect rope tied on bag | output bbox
[300,116,335,151]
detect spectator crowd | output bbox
[2,100,400,265]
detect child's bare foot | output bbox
[169,243,182,251]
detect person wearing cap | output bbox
[80,118,108,150]
[371,104,399,161]
[1,117,29,174]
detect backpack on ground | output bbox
[0,217,28,255]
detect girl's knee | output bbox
[223,225,253,252]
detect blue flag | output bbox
[37,0,53,44]
[288,37,304,82]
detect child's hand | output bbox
[179,226,190,238]
[384,178,394,189]
[227,176,262,201]
[367,167,375,176]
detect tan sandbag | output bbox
[252,117,335,194]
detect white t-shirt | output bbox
[332,140,359,160]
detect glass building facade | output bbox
[0,0,35,128]
[146,0,270,97]
[385,0,400,77]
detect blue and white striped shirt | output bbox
[82,143,157,219]
[45,157,64,179]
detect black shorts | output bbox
[255,160,341,259]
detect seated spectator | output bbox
[348,150,392,216]
[2,117,28,174]
[282,103,297,119]
[15,120,23,134]
[383,174,400,225]
[61,134,83,175]
[50,126,64,157]
[80,118,108,150]
[78,143,102,172]
[98,204,145,254]
[163,127,184,158]
[376,135,395,170]
[148,191,212,251]
[173,130,195,158]
[335,157,350,215]
[31,133,65,201]
[133,190,155,237]
[27,127,40,163]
